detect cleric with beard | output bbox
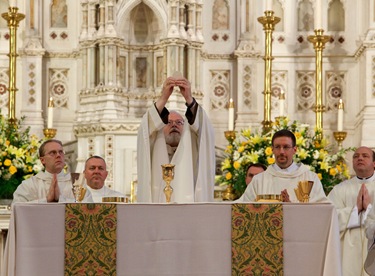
[136,75,216,203]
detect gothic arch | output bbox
[116,0,167,42]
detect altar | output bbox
[2,202,341,276]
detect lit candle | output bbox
[266,0,273,11]
[228,98,234,131]
[47,97,54,129]
[279,91,285,117]
[314,0,322,29]
[337,99,344,131]
[9,0,17,7]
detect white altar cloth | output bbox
[2,203,341,276]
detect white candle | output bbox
[337,99,344,131]
[47,97,54,129]
[314,0,322,29]
[9,0,17,7]
[266,0,273,11]
[228,98,234,131]
[279,91,285,117]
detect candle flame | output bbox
[338,99,344,109]
[48,97,54,108]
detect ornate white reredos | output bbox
[74,123,140,135]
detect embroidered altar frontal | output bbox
[64,203,117,276]
[232,204,284,275]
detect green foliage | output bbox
[218,118,355,197]
[0,115,43,199]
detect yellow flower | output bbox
[250,135,262,145]
[329,168,337,176]
[297,148,308,159]
[9,165,17,175]
[296,136,305,146]
[320,138,328,148]
[233,161,241,170]
[265,147,273,156]
[294,132,301,138]
[320,161,329,171]
[336,164,342,173]
[238,146,245,153]
[5,140,10,146]
[242,129,251,138]
[4,159,12,166]
[221,159,232,170]
[267,157,275,164]
[226,172,232,180]
[248,153,259,163]
[225,144,233,153]
[317,173,322,180]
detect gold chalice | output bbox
[161,164,175,203]
[71,173,86,202]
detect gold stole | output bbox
[232,204,283,275]
[65,204,117,275]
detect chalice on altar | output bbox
[161,164,175,203]
[294,180,314,203]
[71,173,86,202]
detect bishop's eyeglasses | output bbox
[167,120,184,126]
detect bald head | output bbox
[353,146,375,178]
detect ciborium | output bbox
[161,164,175,203]
[71,173,86,202]
[294,181,314,203]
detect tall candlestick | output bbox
[279,91,285,117]
[266,0,273,11]
[314,0,322,29]
[228,98,234,131]
[47,97,54,129]
[9,0,17,7]
[337,99,344,131]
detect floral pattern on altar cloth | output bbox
[232,204,283,275]
[65,203,117,276]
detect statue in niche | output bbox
[298,0,314,31]
[212,0,229,30]
[328,0,344,31]
[156,57,163,87]
[0,1,7,29]
[51,0,67,28]
[136,58,147,88]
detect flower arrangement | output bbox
[0,115,43,199]
[219,117,354,198]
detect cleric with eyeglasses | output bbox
[13,139,93,203]
[137,74,216,203]
[237,129,329,203]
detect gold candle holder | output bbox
[71,173,86,203]
[333,131,347,150]
[43,128,57,139]
[222,184,237,201]
[161,164,175,203]
[258,11,280,133]
[224,130,236,143]
[130,180,137,203]
[2,7,25,125]
[308,29,331,141]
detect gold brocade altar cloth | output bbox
[232,204,283,275]
[64,204,117,275]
